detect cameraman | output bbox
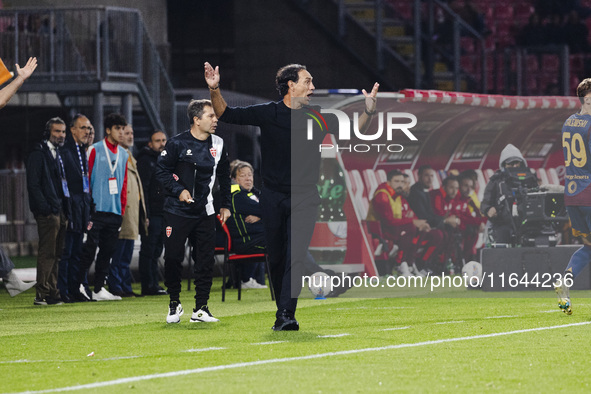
[481,144,538,244]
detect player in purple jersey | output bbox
[556,78,591,315]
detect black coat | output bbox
[26,142,70,218]
[136,146,165,216]
[61,134,92,232]
[408,182,444,229]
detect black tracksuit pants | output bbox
[260,186,320,318]
[78,211,122,292]
[163,211,215,307]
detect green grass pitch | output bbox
[1,279,591,393]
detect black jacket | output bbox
[227,184,264,249]
[136,146,165,216]
[155,131,231,218]
[61,134,91,232]
[408,182,444,228]
[26,142,70,218]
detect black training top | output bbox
[220,100,332,193]
[155,130,230,218]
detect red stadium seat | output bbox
[526,54,539,71]
[513,4,533,21]
[461,55,476,74]
[460,37,476,54]
[542,54,560,72]
[494,5,513,20]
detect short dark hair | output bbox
[459,169,478,183]
[443,175,459,187]
[104,113,127,130]
[386,169,404,181]
[418,164,433,176]
[187,99,212,124]
[44,117,65,139]
[150,129,167,141]
[578,78,591,104]
[70,113,88,128]
[275,64,307,97]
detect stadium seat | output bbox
[547,168,560,185]
[513,4,533,22]
[460,37,475,54]
[350,170,370,218]
[526,55,539,71]
[376,169,387,184]
[536,168,550,185]
[217,215,274,302]
[403,169,415,184]
[542,54,560,72]
[362,169,379,199]
[474,169,487,201]
[494,5,513,20]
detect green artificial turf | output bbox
[1,279,591,393]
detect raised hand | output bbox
[16,57,37,81]
[362,82,380,113]
[204,62,220,89]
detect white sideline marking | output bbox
[485,315,518,319]
[251,341,286,345]
[435,321,465,325]
[184,347,226,353]
[317,333,350,338]
[100,356,141,361]
[16,322,591,394]
[380,326,411,331]
[540,310,561,313]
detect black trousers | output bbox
[138,214,165,292]
[163,211,215,307]
[78,211,122,292]
[261,187,320,318]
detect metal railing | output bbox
[0,7,175,133]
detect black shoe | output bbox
[272,309,299,331]
[326,275,353,298]
[34,298,48,305]
[71,291,91,302]
[61,294,74,303]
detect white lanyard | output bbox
[102,139,119,176]
[76,143,86,175]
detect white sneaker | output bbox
[92,287,122,301]
[241,278,267,289]
[398,262,412,278]
[190,305,219,323]
[79,284,92,301]
[411,263,426,278]
[241,278,257,289]
[166,301,184,324]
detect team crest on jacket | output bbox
[173,173,179,181]
[166,226,172,237]
[210,147,217,158]
[87,221,93,231]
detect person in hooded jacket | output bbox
[481,144,538,245]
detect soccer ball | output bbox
[308,272,331,298]
[461,261,483,288]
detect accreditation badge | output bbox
[61,179,70,198]
[108,177,118,195]
[83,175,90,194]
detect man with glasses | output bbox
[58,114,93,302]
